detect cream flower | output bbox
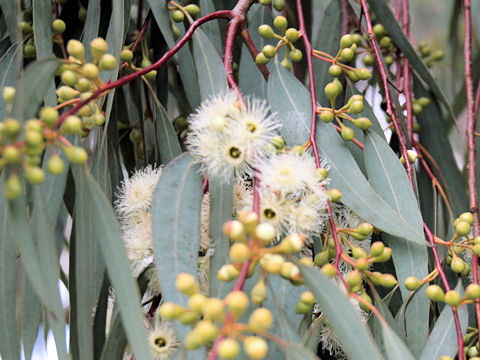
[186,90,280,180]
[146,316,179,360]
[115,165,163,226]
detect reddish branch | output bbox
[359,0,413,183]
[55,9,233,127]
[239,28,269,80]
[464,0,480,335]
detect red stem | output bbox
[359,0,413,183]
[131,10,152,54]
[55,10,233,127]
[464,0,480,338]
[239,28,269,80]
[296,0,320,168]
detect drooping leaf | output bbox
[267,58,425,244]
[71,165,105,360]
[82,0,101,59]
[151,153,206,358]
[31,185,69,360]
[382,323,415,360]
[209,176,234,298]
[72,165,152,360]
[11,58,59,122]
[32,0,56,106]
[419,280,468,360]
[200,0,222,55]
[148,0,175,48]
[299,265,383,360]
[312,0,342,107]
[0,42,22,120]
[192,28,228,101]
[0,176,20,360]
[0,0,18,43]
[22,279,42,360]
[365,0,455,124]
[43,146,70,220]
[147,83,182,164]
[238,3,275,98]
[363,130,428,356]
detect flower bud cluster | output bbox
[256,16,302,70]
[426,283,480,308]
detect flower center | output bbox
[264,208,276,219]
[154,336,167,348]
[246,122,257,133]
[228,146,242,159]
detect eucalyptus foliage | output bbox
[0,1,478,360]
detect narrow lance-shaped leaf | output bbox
[151,153,206,359]
[33,0,56,106]
[363,130,429,356]
[11,58,59,122]
[365,0,455,124]
[192,28,228,101]
[382,322,415,360]
[267,57,425,244]
[299,264,383,360]
[0,175,20,360]
[209,176,234,298]
[420,280,468,360]
[73,165,152,360]
[0,43,22,121]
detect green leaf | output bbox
[146,82,182,164]
[414,77,468,219]
[363,131,428,355]
[31,185,69,360]
[299,264,383,360]
[22,279,42,360]
[43,147,70,220]
[71,165,105,360]
[200,0,222,55]
[0,177,20,360]
[192,28,228,100]
[238,3,274,98]
[32,0,56,107]
[209,176,234,298]
[419,280,468,360]
[382,324,415,360]
[151,153,206,358]
[312,0,342,107]
[12,58,59,122]
[267,59,425,244]
[82,0,101,60]
[0,0,18,42]
[73,165,152,360]
[365,0,455,124]
[0,42,22,120]
[176,22,201,110]
[148,0,175,48]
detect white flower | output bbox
[186,90,280,180]
[115,166,163,226]
[289,192,328,236]
[147,317,179,360]
[258,151,326,199]
[124,214,154,277]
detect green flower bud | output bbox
[23,44,36,58]
[244,336,268,360]
[404,276,421,291]
[417,97,430,108]
[384,55,394,66]
[262,45,276,58]
[285,28,299,43]
[25,166,45,184]
[290,49,303,63]
[82,63,99,80]
[171,10,185,23]
[258,24,274,38]
[314,250,330,267]
[66,39,85,60]
[5,174,22,200]
[460,212,474,225]
[56,86,80,101]
[295,301,311,314]
[19,21,33,36]
[47,155,65,175]
[248,308,274,331]
[465,284,480,300]
[321,263,337,277]
[380,274,398,288]
[370,241,384,257]
[61,69,78,86]
[444,290,461,307]
[280,58,291,70]
[184,4,200,17]
[121,49,133,62]
[217,338,240,359]
[273,16,287,32]
[363,53,375,66]
[373,24,385,38]
[450,258,465,273]
[3,86,15,104]
[273,0,285,11]
[350,100,364,114]
[340,34,354,49]
[356,67,372,80]
[455,220,471,236]
[320,110,334,123]
[65,146,88,164]
[327,188,342,202]
[98,54,117,71]
[426,284,444,302]
[355,117,372,130]
[325,82,339,102]
[226,290,249,317]
[3,145,20,164]
[340,48,354,62]
[379,36,391,48]
[52,19,66,34]
[255,53,270,66]
[341,127,355,141]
